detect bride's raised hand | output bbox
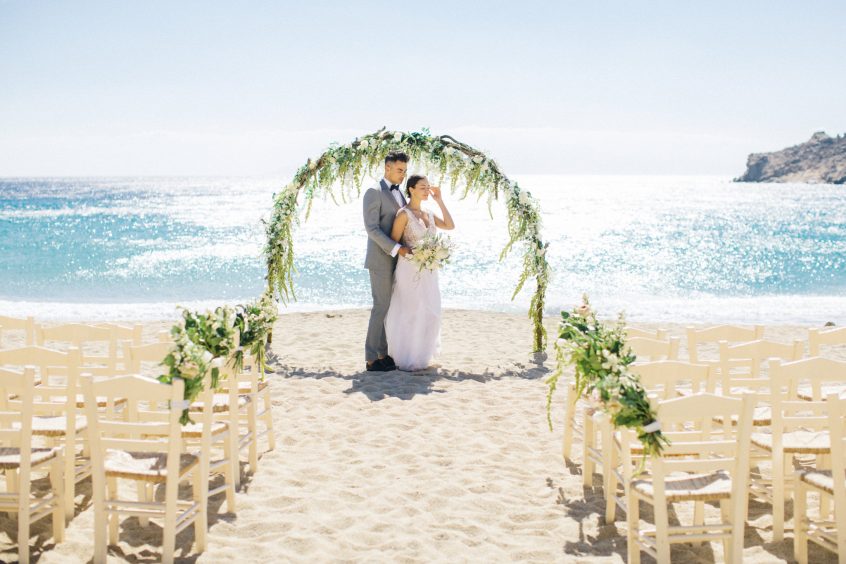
[429,185,442,200]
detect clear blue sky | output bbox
[1,0,844,176]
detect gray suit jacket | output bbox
[363,180,407,271]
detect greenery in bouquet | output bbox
[233,291,278,377]
[264,127,550,352]
[545,295,668,458]
[409,233,455,272]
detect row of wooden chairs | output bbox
[562,324,846,562]
[0,339,275,563]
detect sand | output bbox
[1,309,841,562]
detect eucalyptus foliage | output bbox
[264,127,550,351]
[545,296,669,458]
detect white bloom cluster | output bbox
[408,233,455,272]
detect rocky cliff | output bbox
[736,131,846,184]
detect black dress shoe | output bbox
[382,355,397,370]
[366,358,391,372]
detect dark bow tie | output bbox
[389,184,399,191]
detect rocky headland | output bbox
[736,131,846,184]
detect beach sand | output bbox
[2,309,840,562]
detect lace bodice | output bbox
[400,207,436,249]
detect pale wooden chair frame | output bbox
[808,326,846,357]
[123,341,172,377]
[626,393,755,564]
[82,374,207,564]
[686,324,764,364]
[0,315,38,348]
[36,323,119,377]
[239,351,276,454]
[0,366,65,564]
[602,360,712,523]
[794,394,846,564]
[749,357,846,541]
[97,323,143,373]
[0,346,89,519]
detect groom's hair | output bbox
[384,151,409,165]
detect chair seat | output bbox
[237,380,268,394]
[189,393,250,413]
[26,415,88,437]
[0,446,60,470]
[798,469,846,495]
[75,394,128,408]
[181,420,229,439]
[751,430,831,454]
[631,470,733,502]
[104,450,198,483]
[713,405,771,426]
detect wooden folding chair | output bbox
[808,326,846,357]
[0,315,38,348]
[626,393,755,564]
[82,374,207,564]
[794,394,846,563]
[0,367,65,564]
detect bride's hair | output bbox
[405,175,426,198]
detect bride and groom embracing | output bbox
[363,151,456,372]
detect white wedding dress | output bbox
[384,207,442,371]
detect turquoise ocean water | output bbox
[0,175,844,323]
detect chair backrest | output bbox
[808,327,846,357]
[628,337,680,361]
[0,346,83,422]
[650,393,755,497]
[629,360,712,399]
[687,324,765,363]
[0,315,38,348]
[718,339,804,394]
[0,367,35,471]
[82,374,185,463]
[625,327,668,341]
[773,357,846,402]
[768,359,832,449]
[123,341,172,377]
[37,323,119,375]
[825,395,846,510]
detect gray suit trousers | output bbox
[366,268,393,361]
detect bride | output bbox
[384,175,455,371]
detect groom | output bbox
[363,151,412,372]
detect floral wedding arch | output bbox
[264,127,551,352]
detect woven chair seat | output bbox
[631,470,733,502]
[180,420,229,439]
[798,469,846,495]
[75,394,128,408]
[751,430,831,454]
[189,393,250,413]
[0,446,60,469]
[23,414,88,437]
[237,380,268,394]
[712,405,771,426]
[104,450,198,483]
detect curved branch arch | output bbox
[264,127,550,351]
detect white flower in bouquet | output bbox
[518,191,529,205]
[409,233,455,272]
[359,139,369,149]
[393,132,402,142]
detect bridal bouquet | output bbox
[409,233,455,272]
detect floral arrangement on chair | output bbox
[545,295,668,457]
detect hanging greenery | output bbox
[264,127,550,351]
[545,295,668,457]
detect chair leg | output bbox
[719,499,732,563]
[691,501,704,546]
[136,482,151,526]
[600,420,615,523]
[230,413,241,490]
[262,387,275,451]
[819,454,831,518]
[192,467,207,552]
[107,477,119,545]
[247,400,259,473]
[562,383,577,460]
[582,410,595,486]
[50,457,65,543]
[772,452,785,542]
[626,490,641,564]
[64,450,75,520]
[223,434,236,513]
[793,479,808,564]
[17,471,31,564]
[654,497,671,563]
[162,476,178,564]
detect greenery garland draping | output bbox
[264,127,551,351]
[545,296,668,457]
